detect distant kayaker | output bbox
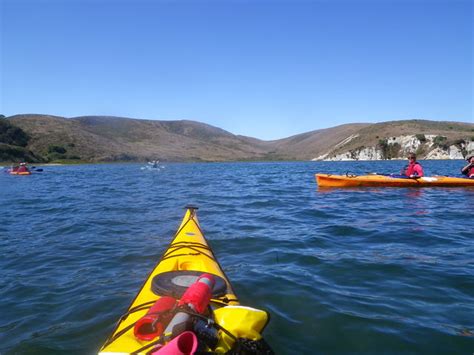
[17,162,30,173]
[461,155,474,178]
[402,153,424,178]
[148,160,159,168]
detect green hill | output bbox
[3,114,474,162]
[0,118,44,162]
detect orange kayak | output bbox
[8,170,32,175]
[316,173,474,188]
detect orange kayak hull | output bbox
[9,171,32,175]
[315,174,474,188]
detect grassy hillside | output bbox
[8,114,271,162]
[329,120,474,157]
[0,118,45,162]
[4,115,474,163]
[267,123,371,160]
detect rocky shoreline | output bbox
[312,134,474,161]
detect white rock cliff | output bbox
[312,134,474,161]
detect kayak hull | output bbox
[316,173,474,188]
[99,207,239,354]
[7,169,32,175]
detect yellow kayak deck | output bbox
[316,173,474,188]
[100,206,239,354]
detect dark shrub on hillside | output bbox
[415,134,426,143]
[48,145,67,154]
[0,144,26,160]
[377,139,401,159]
[433,136,448,148]
[453,139,466,146]
[0,143,44,163]
[0,120,30,147]
[46,152,66,161]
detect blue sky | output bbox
[1,0,472,140]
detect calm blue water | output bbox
[1,161,473,354]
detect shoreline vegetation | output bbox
[1,114,473,164]
[0,157,470,166]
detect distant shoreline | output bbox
[4,115,473,163]
[1,158,469,167]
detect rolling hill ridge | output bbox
[2,114,473,162]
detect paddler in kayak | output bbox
[147,160,159,168]
[18,162,31,174]
[402,153,424,178]
[10,162,30,174]
[461,155,474,178]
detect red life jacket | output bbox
[17,166,29,173]
[405,162,424,177]
[466,166,474,178]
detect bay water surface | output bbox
[1,161,473,354]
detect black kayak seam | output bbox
[161,245,217,263]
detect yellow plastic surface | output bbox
[99,208,239,354]
[214,306,269,353]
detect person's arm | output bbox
[461,163,473,175]
[410,164,424,178]
[416,164,424,177]
[401,165,408,175]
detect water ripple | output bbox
[1,161,473,354]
